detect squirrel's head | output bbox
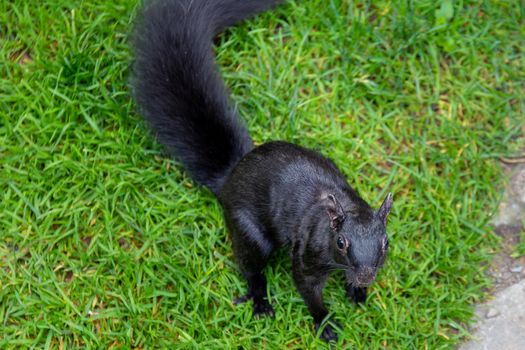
[323,192,393,287]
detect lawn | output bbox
[1,0,524,348]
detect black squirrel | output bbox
[131,0,393,342]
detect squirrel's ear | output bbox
[377,192,393,225]
[324,194,345,230]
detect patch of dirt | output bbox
[488,224,525,291]
[488,161,525,293]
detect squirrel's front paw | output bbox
[315,322,338,342]
[252,297,274,318]
[347,285,367,304]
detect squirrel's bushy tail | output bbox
[132,0,280,194]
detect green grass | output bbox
[1,0,524,348]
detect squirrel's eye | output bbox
[336,236,345,250]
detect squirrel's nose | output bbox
[356,266,376,286]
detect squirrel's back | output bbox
[132,0,280,193]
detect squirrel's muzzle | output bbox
[355,266,376,287]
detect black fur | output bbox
[131,0,393,342]
[132,0,281,193]
[347,285,368,304]
[220,142,392,342]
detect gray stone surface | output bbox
[492,164,525,229]
[459,280,525,350]
[460,163,525,350]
